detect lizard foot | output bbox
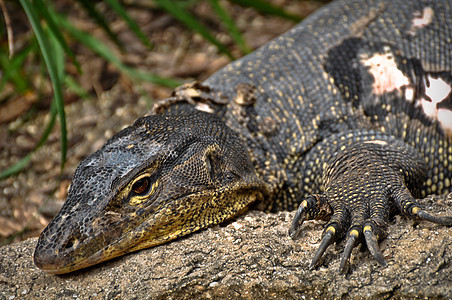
[290,187,452,273]
[289,140,452,273]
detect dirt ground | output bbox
[0,1,326,246]
[1,207,451,299]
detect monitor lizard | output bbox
[34,0,452,274]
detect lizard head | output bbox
[34,111,266,274]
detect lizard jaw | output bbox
[34,186,264,274]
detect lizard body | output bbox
[35,0,452,274]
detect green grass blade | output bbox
[20,0,67,169]
[104,0,153,49]
[207,0,251,54]
[0,43,34,93]
[55,13,180,88]
[124,67,181,87]
[77,0,124,50]
[49,29,65,82]
[48,25,68,168]
[154,0,235,60]
[0,154,33,180]
[230,0,302,22]
[0,101,57,179]
[33,0,81,72]
[64,75,90,99]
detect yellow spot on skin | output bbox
[126,144,134,149]
[412,206,420,215]
[363,225,372,232]
[349,229,359,237]
[195,103,214,113]
[301,200,308,207]
[326,226,336,234]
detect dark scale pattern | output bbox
[35,0,452,274]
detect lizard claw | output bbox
[339,228,359,273]
[364,226,387,267]
[289,194,332,240]
[289,201,307,239]
[310,225,336,269]
[411,206,452,226]
[290,139,451,272]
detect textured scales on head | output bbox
[34,112,266,274]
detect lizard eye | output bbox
[128,175,159,206]
[131,176,150,195]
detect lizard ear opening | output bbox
[205,145,223,184]
[63,236,79,250]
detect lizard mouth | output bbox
[34,216,167,274]
[35,181,262,274]
[33,204,167,274]
[34,245,106,274]
[33,186,241,274]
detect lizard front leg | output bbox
[289,136,452,273]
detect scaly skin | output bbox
[35,0,452,274]
[34,112,267,274]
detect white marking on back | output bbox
[360,45,452,137]
[409,7,434,35]
[364,140,388,146]
[424,76,451,106]
[438,109,452,135]
[420,76,452,135]
[360,46,411,96]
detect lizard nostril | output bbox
[34,232,81,272]
[64,236,78,249]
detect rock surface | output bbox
[1,195,451,299]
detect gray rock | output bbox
[1,195,451,299]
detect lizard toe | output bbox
[413,208,452,225]
[289,194,332,239]
[310,224,338,269]
[363,225,387,267]
[339,226,360,273]
[392,185,452,225]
